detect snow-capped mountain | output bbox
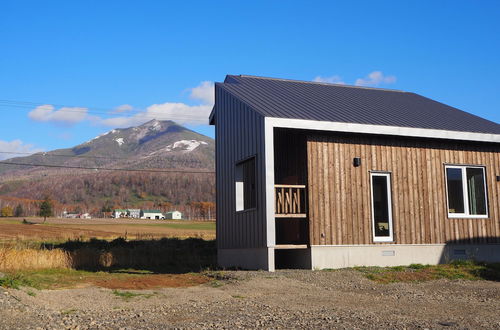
[0,120,215,176]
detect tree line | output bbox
[0,171,216,219]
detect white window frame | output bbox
[370,172,394,242]
[235,156,257,212]
[444,165,488,219]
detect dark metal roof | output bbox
[216,75,500,135]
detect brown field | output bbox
[0,217,216,242]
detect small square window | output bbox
[445,165,488,218]
[235,157,256,211]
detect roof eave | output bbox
[265,117,500,144]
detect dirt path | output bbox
[1,269,499,329]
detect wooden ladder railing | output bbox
[274,184,307,218]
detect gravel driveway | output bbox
[1,269,499,329]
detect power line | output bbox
[0,102,208,119]
[0,151,184,161]
[0,151,132,160]
[0,161,215,174]
[0,99,211,122]
[0,99,135,113]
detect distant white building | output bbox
[62,211,79,219]
[113,209,127,218]
[140,210,165,220]
[127,209,141,218]
[165,211,182,220]
[62,211,91,219]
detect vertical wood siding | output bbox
[215,86,267,249]
[307,133,500,245]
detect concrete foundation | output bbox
[218,248,275,271]
[218,244,500,271]
[310,244,500,269]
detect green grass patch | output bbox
[112,290,154,300]
[26,290,36,297]
[0,268,152,290]
[43,221,215,231]
[0,218,26,225]
[123,222,215,231]
[0,274,36,289]
[61,308,78,315]
[209,280,223,288]
[354,261,500,283]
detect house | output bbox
[165,211,182,220]
[127,209,141,218]
[209,75,500,271]
[140,209,165,219]
[62,211,79,219]
[113,209,127,218]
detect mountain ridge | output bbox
[0,120,215,216]
[0,119,215,178]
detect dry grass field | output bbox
[0,217,217,286]
[0,217,216,242]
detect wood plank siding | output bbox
[214,86,267,249]
[307,133,500,245]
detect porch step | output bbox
[275,214,307,218]
[274,244,309,249]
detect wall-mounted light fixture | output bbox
[353,157,361,167]
[496,175,500,182]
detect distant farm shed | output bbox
[209,74,500,271]
[113,209,127,218]
[127,209,141,218]
[165,211,182,220]
[141,210,165,220]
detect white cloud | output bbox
[112,104,134,113]
[28,81,215,129]
[97,102,212,127]
[96,81,215,128]
[28,104,88,125]
[313,71,397,87]
[0,139,44,161]
[189,81,215,104]
[313,75,345,84]
[354,71,396,87]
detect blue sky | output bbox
[1,1,499,159]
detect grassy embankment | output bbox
[0,237,217,289]
[0,219,217,289]
[351,261,500,283]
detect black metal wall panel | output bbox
[214,86,267,249]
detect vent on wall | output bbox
[381,250,395,256]
[453,249,466,256]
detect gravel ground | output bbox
[1,269,499,329]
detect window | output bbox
[370,172,394,242]
[445,165,488,218]
[235,157,256,211]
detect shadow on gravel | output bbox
[46,237,217,274]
